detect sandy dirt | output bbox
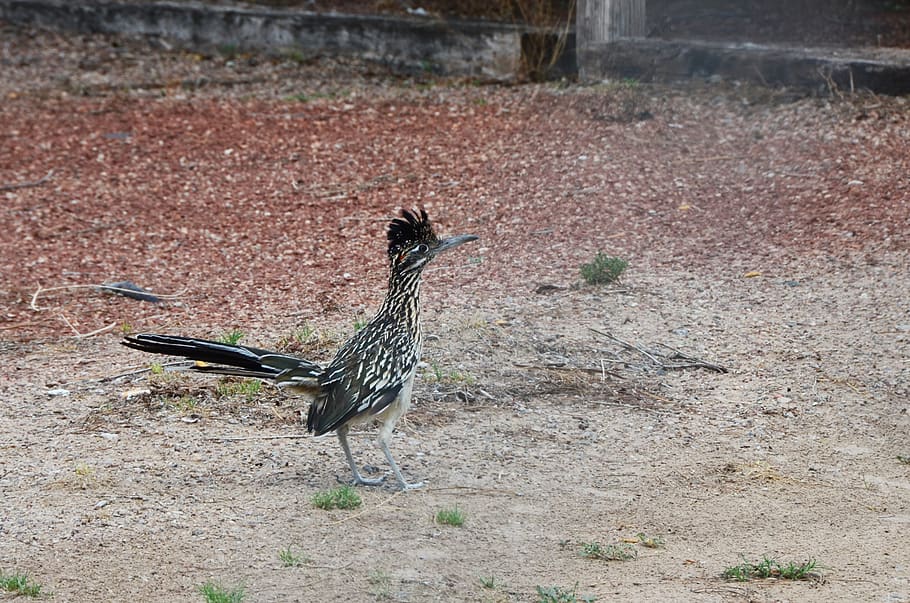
[1,19,909,603]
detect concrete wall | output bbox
[578,38,910,95]
[0,0,533,78]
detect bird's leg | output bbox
[336,425,385,487]
[380,439,423,491]
[375,377,423,490]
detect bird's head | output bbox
[387,208,478,273]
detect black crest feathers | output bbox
[387,208,438,257]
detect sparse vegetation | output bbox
[427,362,475,385]
[199,581,245,603]
[215,378,262,399]
[217,330,245,345]
[0,571,45,597]
[435,505,466,527]
[278,547,308,568]
[353,317,369,332]
[722,556,819,582]
[73,463,96,489]
[580,253,628,285]
[165,394,201,414]
[150,362,165,375]
[898,454,910,465]
[479,575,499,589]
[636,533,665,548]
[368,569,392,600]
[536,583,596,603]
[580,541,636,561]
[311,485,362,510]
[119,321,133,335]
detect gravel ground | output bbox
[1,19,909,603]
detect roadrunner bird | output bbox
[123,209,477,490]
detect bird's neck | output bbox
[376,268,423,334]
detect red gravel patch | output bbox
[1,24,908,341]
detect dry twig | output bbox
[0,169,54,192]
[591,328,727,373]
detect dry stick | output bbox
[205,434,309,441]
[104,361,194,381]
[30,283,188,311]
[652,342,728,373]
[591,329,664,365]
[74,322,117,339]
[591,328,727,373]
[0,169,54,192]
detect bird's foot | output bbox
[396,479,424,491]
[338,472,387,487]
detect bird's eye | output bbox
[414,244,429,254]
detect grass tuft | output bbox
[0,571,45,597]
[215,378,262,399]
[580,541,637,561]
[427,362,475,385]
[217,330,245,345]
[536,583,596,603]
[722,556,819,581]
[368,569,392,599]
[435,505,466,527]
[198,581,245,603]
[636,532,665,548]
[311,485,362,510]
[581,253,628,285]
[278,546,308,568]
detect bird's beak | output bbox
[432,234,478,255]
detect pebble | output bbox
[46,388,70,397]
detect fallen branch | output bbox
[30,282,187,311]
[104,361,195,382]
[0,169,54,192]
[652,342,729,374]
[204,434,309,442]
[591,328,727,373]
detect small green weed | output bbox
[479,574,499,589]
[166,395,200,414]
[311,485,362,510]
[198,581,245,603]
[722,556,819,581]
[636,532,665,548]
[435,505,466,527]
[368,569,392,599]
[580,253,628,285]
[536,583,596,603]
[897,454,910,465]
[119,321,133,335]
[217,330,245,345]
[427,362,475,385]
[0,571,45,597]
[73,463,97,489]
[353,318,369,332]
[150,362,165,375]
[580,541,636,561]
[278,546,308,568]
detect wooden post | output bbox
[576,0,646,47]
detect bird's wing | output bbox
[306,331,417,436]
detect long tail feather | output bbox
[122,334,322,380]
